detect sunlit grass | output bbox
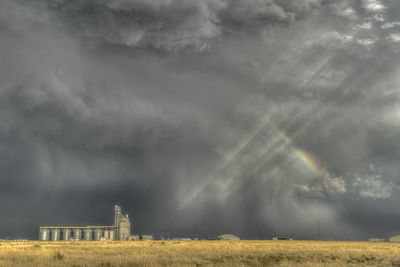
[0,240,399,266]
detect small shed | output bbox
[389,235,400,242]
[218,234,240,240]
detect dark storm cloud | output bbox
[43,0,326,51]
[1,0,400,240]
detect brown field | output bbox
[1,240,400,266]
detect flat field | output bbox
[1,240,400,266]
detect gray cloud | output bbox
[361,0,386,13]
[1,0,400,240]
[42,0,328,51]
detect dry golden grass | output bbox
[0,240,400,266]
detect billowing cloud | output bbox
[381,21,400,29]
[46,0,226,51]
[361,0,386,13]
[353,174,394,199]
[42,0,328,51]
[387,33,400,42]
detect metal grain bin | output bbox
[73,229,82,241]
[84,229,92,241]
[39,228,50,241]
[103,230,110,240]
[62,229,72,241]
[94,229,103,241]
[109,230,115,241]
[51,229,61,241]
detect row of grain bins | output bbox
[39,205,132,241]
[39,226,117,241]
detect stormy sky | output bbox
[2,0,400,240]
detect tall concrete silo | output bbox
[39,228,50,241]
[62,229,72,241]
[114,205,122,228]
[51,229,61,241]
[114,205,131,240]
[84,229,92,241]
[94,229,103,241]
[73,229,82,240]
[119,215,131,240]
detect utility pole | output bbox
[317,219,320,240]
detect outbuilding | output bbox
[217,234,240,240]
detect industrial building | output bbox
[39,205,131,241]
[369,238,385,242]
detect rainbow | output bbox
[273,125,345,193]
[277,130,325,178]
